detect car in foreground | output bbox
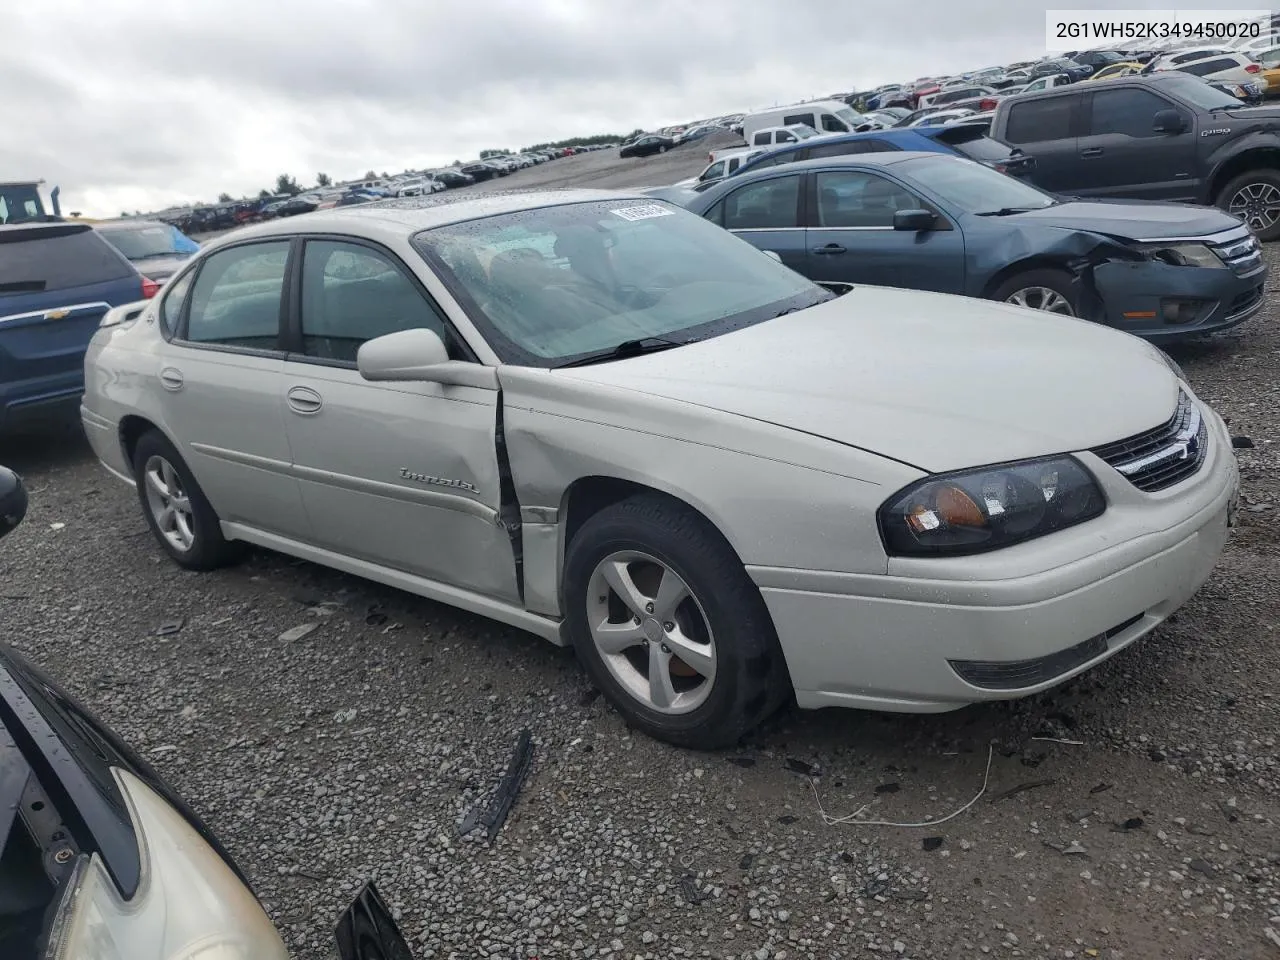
[95,219,201,283]
[81,190,1238,749]
[619,135,676,158]
[0,465,420,959]
[991,72,1280,239]
[683,152,1265,341]
[1,221,159,432]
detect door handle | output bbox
[159,368,184,392]
[1080,147,1104,158]
[812,243,847,255]
[286,385,324,415]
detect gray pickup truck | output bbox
[989,72,1280,239]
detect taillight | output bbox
[1246,63,1261,73]
[993,163,1008,173]
[980,98,998,110]
[140,276,160,299]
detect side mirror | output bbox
[762,250,783,263]
[0,467,28,540]
[357,328,496,389]
[1153,109,1185,134]
[893,209,936,231]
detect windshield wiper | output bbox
[974,206,1045,217]
[555,336,691,368]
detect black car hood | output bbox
[1224,104,1280,121]
[0,644,249,898]
[1004,199,1241,240]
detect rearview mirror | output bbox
[893,209,936,231]
[0,467,28,540]
[1153,109,1185,134]
[762,250,783,263]
[357,328,497,389]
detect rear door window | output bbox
[1003,95,1076,144]
[783,113,815,128]
[0,226,134,295]
[184,241,289,349]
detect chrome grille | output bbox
[1091,391,1208,492]
[1208,229,1264,276]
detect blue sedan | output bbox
[683,152,1266,342]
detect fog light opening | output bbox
[1160,299,1205,325]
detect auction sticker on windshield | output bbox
[610,204,675,221]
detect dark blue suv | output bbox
[1,222,156,431]
[731,123,1035,182]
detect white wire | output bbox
[810,744,994,829]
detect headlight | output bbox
[879,456,1106,557]
[1137,242,1225,269]
[44,769,288,960]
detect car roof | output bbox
[200,189,647,249]
[95,218,169,231]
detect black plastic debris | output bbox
[874,782,900,795]
[1189,858,1214,876]
[459,728,534,841]
[784,758,820,777]
[776,815,799,825]
[991,779,1056,802]
[1113,817,1144,832]
[1089,782,1113,795]
[1231,436,1255,449]
[155,620,184,637]
[335,881,415,960]
[727,757,756,768]
[365,606,389,626]
[922,836,944,852]
[679,874,708,905]
[739,853,754,870]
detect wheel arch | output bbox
[1207,145,1280,205]
[118,414,169,468]
[980,258,1075,301]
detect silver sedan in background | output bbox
[81,191,1237,748]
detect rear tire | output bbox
[132,430,242,571]
[1216,169,1280,241]
[563,493,790,750]
[991,268,1079,316]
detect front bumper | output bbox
[753,405,1239,712]
[1093,257,1267,343]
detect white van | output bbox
[741,100,866,143]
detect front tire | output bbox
[132,430,242,571]
[991,268,1079,316]
[1217,169,1280,241]
[563,493,790,750]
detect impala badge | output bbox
[399,468,479,494]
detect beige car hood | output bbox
[555,286,1179,473]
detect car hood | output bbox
[1005,199,1241,239]
[1224,104,1280,120]
[555,287,1177,473]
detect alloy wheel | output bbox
[1228,182,1280,233]
[1005,286,1074,315]
[586,550,716,714]
[143,455,196,552]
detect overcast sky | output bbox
[8,0,1176,216]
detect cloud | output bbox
[3,0,1168,215]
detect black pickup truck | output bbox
[990,73,1280,239]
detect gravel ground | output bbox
[4,235,1279,960]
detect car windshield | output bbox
[98,223,197,259]
[834,106,864,127]
[413,199,830,367]
[1159,73,1245,109]
[902,155,1056,213]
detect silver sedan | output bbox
[81,190,1239,748]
